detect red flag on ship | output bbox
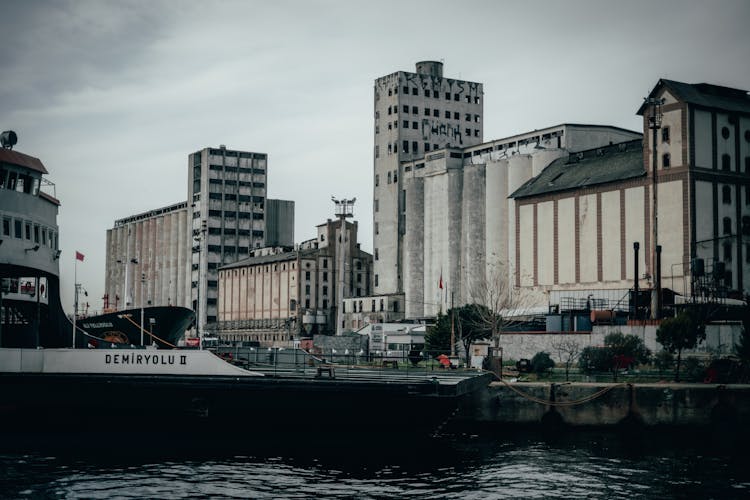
[75,251,85,262]
[439,272,443,289]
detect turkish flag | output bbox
[75,251,85,261]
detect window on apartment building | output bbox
[387,123,391,131]
[371,300,376,311]
[475,114,480,122]
[380,299,384,311]
[722,126,730,140]
[375,274,378,287]
[375,199,379,212]
[388,88,392,96]
[412,88,417,96]
[723,217,732,235]
[394,121,398,128]
[393,170,397,182]
[402,105,408,113]
[424,108,430,116]
[403,86,409,94]
[445,92,450,100]
[375,174,379,186]
[322,285,328,296]
[323,271,328,281]
[453,112,459,120]
[323,259,328,269]
[722,154,731,171]
[662,153,671,168]
[305,284,310,294]
[722,185,732,204]
[374,248,379,261]
[305,299,310,308]
[375,125,379,134]
[465,113,471,121]
[661,127,670,143]
[394,143,398,153]
[433,109,438,117]
[403,120,408,128]
[425,143,430,152]
[411,106,418,114]
[454,93,459,101]
[723,242,732,261]
[466,128,471,136]
[375,222,379,235]
[424,89,430,97]
[474,129,479,137]
[433,144,439,151]
[402,141,409,154]
[387,106,391,115]
[323,299,328,309]
[445,110,450,119]
[375,111,379,119]
[357,273,362,283]
[411,141,417,154]
[465,96,472,103]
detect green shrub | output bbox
[653,349,674,377]
[579,346,614,374]
[531,351,555,374]
[682,357,706,382]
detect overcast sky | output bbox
[2,0,749,313]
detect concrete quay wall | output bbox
[456,382,750,429]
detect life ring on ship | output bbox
[102,331,129,344]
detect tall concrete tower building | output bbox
[188,146,269,331]
[373,61,483,295]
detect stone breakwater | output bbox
[455,382,750,430]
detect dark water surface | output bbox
[1,429,748,499]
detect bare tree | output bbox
[466,264,535,371]
[551,337,582,381]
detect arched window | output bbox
[722,154,731,171]
[723,216,732,235]
[722,185,732,204]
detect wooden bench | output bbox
[315,365,335,379]
[381,360,398,369]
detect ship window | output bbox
[7,171,17,190]
[33,225,40,243]
[41,228,47,245]
[14,219,22,238]
[2,217,10,236]
[25,221,31,240]
[0,167,7,188]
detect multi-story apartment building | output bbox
[373,61,483,296]
[217,218,373,345]
[187,145,270,332]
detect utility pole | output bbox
[645,96,664,320]
[332,197,355,336]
